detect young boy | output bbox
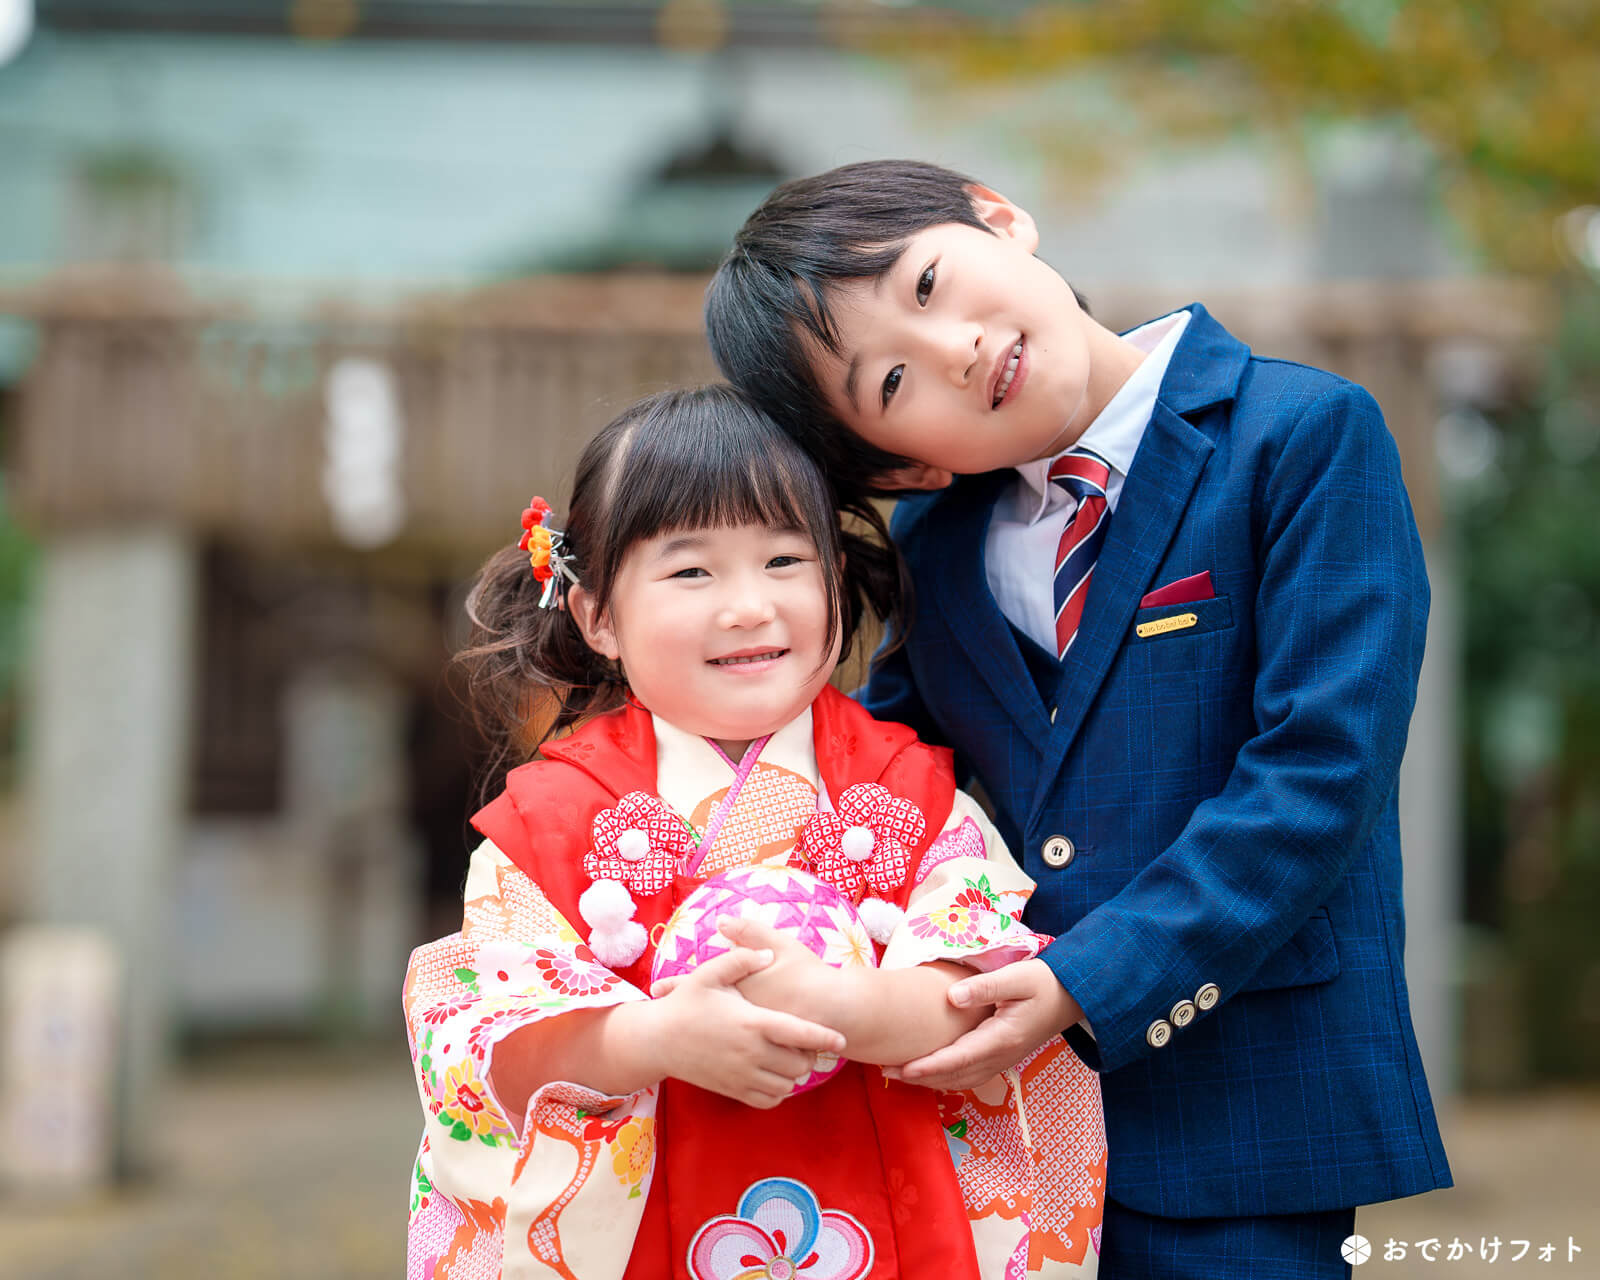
[706,160,1450,1277]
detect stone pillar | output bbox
[1399,539,1462,1094]
[22,525,196,1175]
[283,665,420,1035]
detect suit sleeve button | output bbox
[1146,1019,1172,1048]
[1169,999,1196,1028]
[1041,835,1075,868]
[1195,983,1221,1011]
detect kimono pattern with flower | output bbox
[404,700,1106,1280]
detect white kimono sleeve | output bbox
[880,790,1048,972]
[404,838,656,1280]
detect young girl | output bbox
[403,386,1105,1280]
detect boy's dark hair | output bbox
[455,384,908,796]
[705,158,1087,496]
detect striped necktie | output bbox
[1049,449,1113,659]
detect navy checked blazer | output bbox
[862,305,1452,1218]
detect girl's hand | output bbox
[647,946,846,1109]
[707,917,989,1067]
[718,916,848,1027]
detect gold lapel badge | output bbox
[1136,612,1199,639]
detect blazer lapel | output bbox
[926,472,1053,752]
[1026,401,1214,828]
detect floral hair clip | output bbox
[517,496,579,609]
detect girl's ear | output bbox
[964,183,1040,253]
[566,584,621,660]
[874,461,955,493]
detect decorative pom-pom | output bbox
[841,825,876,862]
[588,920,647,968]
[580,879,637,930]
[857,897,904,944]
[617,828,651,863]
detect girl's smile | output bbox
[708,646,790,671]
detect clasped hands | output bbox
[648,916,1083,1104]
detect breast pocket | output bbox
[1129,594,1235,644]
[1122,594,1240,789]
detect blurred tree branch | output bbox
[886,0,1599,272]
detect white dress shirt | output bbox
[984,310,1191,655]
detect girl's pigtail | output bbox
[837,495,913,664]
[454,542,624,803]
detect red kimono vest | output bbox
[473,687,982,1280]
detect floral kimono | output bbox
[405,686,1105,1280]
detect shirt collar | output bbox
[1013,309,1191,523]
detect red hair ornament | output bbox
[517,496,579,609]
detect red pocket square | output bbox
[1140,571,1215,609]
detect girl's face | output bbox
[570,521,840,759]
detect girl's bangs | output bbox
[608,395,831,555]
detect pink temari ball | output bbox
[651,865,877,1093]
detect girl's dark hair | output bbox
[705,158,1089,499]
[455,384,909,796]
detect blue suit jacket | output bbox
[863,305,1451,1217]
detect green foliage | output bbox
[1457,279,1600,1078]
[0,391,37,792]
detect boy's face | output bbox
[809,188,1096,486]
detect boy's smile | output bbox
[811,188,1145,487]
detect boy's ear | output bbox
[567,584,621,660]
[875,461,955,493]
[964,183,1040,253]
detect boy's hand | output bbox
[885,959,1082,1091]
[646,945,845,1109]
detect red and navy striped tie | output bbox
[1049,449,1112,659]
